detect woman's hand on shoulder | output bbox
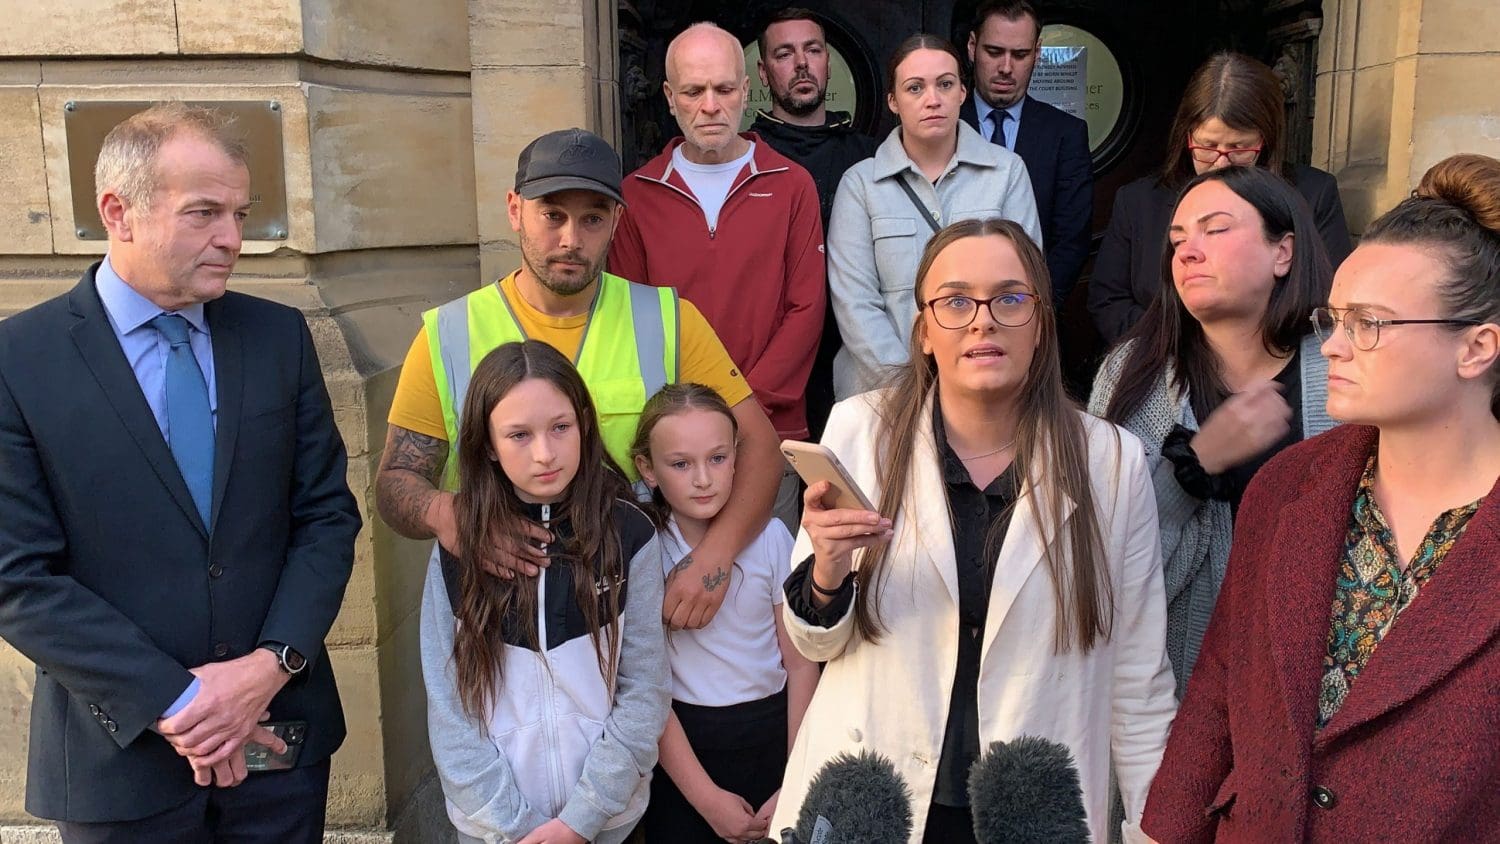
[516,818,586,844]
[802,481,892,595]
[1191,380,1292,475]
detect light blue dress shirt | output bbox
[94,255,216,719]
[975,95,1025,150]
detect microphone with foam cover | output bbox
[968,735,1090,844]
[780,750,913,844]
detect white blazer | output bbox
[771,391,1177,843]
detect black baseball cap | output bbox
[514,128,626,206]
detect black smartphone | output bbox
[243,720,306,772]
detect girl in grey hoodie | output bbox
[420,341,671,844]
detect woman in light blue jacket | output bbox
[828,33,1041,399]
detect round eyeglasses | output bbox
[923,292,1038,330]
[1309,306,1480,351]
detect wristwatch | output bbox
[259,642,308,676]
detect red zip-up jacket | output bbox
[610,133,826,439]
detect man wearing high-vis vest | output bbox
[375,128,781,631]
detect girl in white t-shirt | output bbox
[630,383,819,844]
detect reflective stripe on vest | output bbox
[424,273,679,494]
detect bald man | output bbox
[610,22,826,531]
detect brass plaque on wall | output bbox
[64,100,289,241]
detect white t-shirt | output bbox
[659,515,793,707]
[671,142,755,232]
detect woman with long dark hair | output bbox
[1143,152,1500,842]
[1088,51,1352,343]
[1089,164,1336,695]
[419,340,670,844]
[826,33,1040,400]
[773,218,1175,843]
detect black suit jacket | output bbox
[961,93,1094,306]
[1088,164,1353,344]
[0,264,361,822]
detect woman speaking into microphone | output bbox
[771,217,1176,843]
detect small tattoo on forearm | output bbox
[701,566,728,592]
[668,554,694,579]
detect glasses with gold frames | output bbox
[1310,306,1479,351]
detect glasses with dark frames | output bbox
[1310,306,1480,351]
[922,292,1038,330]
[1186,137,1263,167]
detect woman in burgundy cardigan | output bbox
[1142,154,1500,842]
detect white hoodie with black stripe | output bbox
[420,499,670,843]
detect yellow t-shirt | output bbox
[388,271,754,440]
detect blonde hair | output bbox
[1365,153,1500,418]
[93,102,248,209]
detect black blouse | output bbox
[784,405,1018,807]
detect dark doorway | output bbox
[617,0,1327,387]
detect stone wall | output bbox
[1316,0,1500,232]
[469,0,620,282]
[0,0,621,838]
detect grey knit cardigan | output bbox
[1087,333,1335,698]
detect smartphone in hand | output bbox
[780,440,876,512]
[243,720,306,772]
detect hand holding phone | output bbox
[243,720,306,772]
[780,441,875,512]
[780,441,891,588]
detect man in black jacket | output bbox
[960,0,1093,310]
[750,7,875,438]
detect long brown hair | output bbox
[451,340,630,723]
[1105,164,1331,423]
[628,382,740,529]
[857,218,1114,651]
[1363,153,1500,418]
[1159,52,1290,191]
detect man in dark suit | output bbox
[960,0,1093,309]
[0,103,360,842]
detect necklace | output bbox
[956,437,1016,462]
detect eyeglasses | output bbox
[1309,306,1480,351]
[1186,138,1263,167]
[923,292,1038,330]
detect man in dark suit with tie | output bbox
[0,103,360,842]
[960,0,1094,309]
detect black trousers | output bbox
[642,688,788,844]
[55,759,331,844]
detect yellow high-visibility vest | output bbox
[425,272,679,492]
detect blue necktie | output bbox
[988,110,1012,149]
[152,314,214,526]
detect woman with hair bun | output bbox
[1143,153,1500,842]
[1089,52,1353,343]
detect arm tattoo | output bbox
[667,554,694,579]
[701,566,728,593]
[385,426,448,474]
[375,426,449,539]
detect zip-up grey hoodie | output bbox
[420,499,670,843]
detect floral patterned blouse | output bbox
[1317,455,1482,730]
